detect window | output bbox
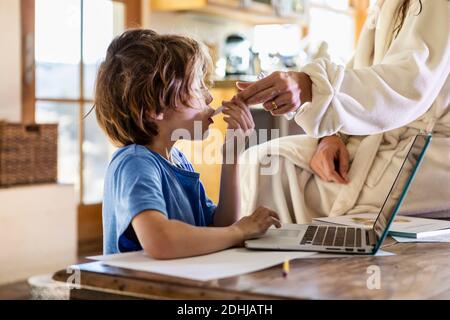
[307,0,356,64]
[308,7,354,63]
[23,0,141,205]
[251,1,369,74]
[253,24,304,73]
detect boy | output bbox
[95,29,280,259]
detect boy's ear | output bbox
[149,110,164,121]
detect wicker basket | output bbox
[0,122,58,187]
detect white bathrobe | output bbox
[240,0,450,223]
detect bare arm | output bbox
[213,161,240,227]
[132,211,241,259]
[132,207,280,260]
[213,96,255,227]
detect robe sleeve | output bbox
[295,0,450,138]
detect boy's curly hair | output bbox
[94,29,212,146]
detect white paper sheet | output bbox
[87,248,394,282]
[393,234,450,243]
[88,249,316,281]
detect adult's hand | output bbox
[236,71,312,116]
[310,135,350,184]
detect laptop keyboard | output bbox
[300,225,363,248]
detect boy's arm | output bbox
[213,154,240,227]
[132,211,241,259]
[132,207,280,260]
[213,96,254,227]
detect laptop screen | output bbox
[372,134,432,242]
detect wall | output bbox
[0,184,77,285]
[0,5,79,286]
[142,0,254,63]
[0,0,22,122]
[146,11,253,45]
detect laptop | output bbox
[245,133,432,255]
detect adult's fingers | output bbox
[339,146,350,181]
[271,91,301,115]
[236,81,253,91]
[269,103,299,116]
[237,74,278,101]
[243,87,280,106]
[262,96,297,114]
[311,161,328,182]
[262,100,278,112]
[273,92,294,106]
[323,157,346,183]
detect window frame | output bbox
[21,0,141,123]
[21,0,142,205]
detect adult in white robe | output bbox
[239,0,450,223]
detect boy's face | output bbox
[162,88,215,141]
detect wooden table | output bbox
[53,238,450,300]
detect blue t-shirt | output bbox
[102,145,217,254]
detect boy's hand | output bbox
[221,96,255,158]
[310,135,349,184]
[232,206,281,243]
[222,96,255,137]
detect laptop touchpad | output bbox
[266,229,301,237]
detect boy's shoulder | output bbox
[112,144,153,160]
[110,145,162,171]
[109,145,194,175]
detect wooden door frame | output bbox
[21,0,35,125]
